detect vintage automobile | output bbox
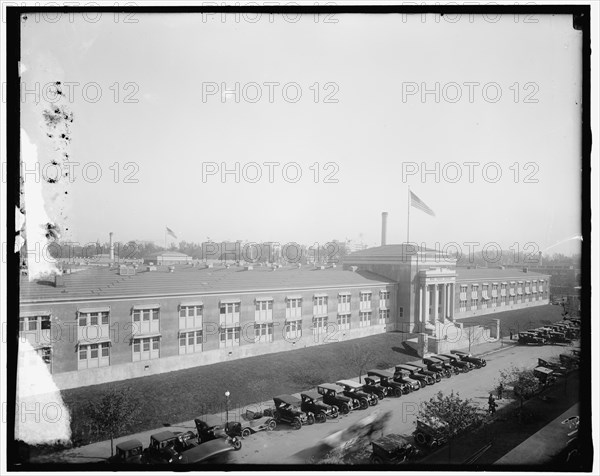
[300,390,339,422]
[449,350,487,368]
[194,420,242,450]
[426,355,460,375]
[370,434,420,464]
[177,438,238,465]
[108,439,144,465]
[518,331,546,345]
[403,362,442,382]
[534,366,557,386]
[559,352,580,369]
[361,376,389,400]
[412,417,449,447]
[392,368,422,391]
[317,383,361,414]
[336,379,379,409]
[396,364,434,386]
[238,409,277,436]
[552,324,579,339]
[537,358,567,376]
[437,353,474,372]
[367,369,411,396]
[142,431,186,464]
[547,330,572,345]
[265,395,313,429]
[421,357,452,379]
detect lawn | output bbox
[458,304,566,337]
[62,331,419,446]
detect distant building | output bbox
[144,251,192,265]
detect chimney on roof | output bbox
[381,212,388,246]
[109,232,114,261]
[538,251,543,267]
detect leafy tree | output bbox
[86,387,141,456]
[498,365,539,421]
[418,391,483,439]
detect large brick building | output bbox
[18,245,550,390]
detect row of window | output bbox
[459,292,547,312]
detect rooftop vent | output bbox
[207,263,213,268]
[523,267,528,273]
[245,265,253,271]
[169,266,175,273]
[297,263,302,268]
[119,266,136,276]
[147,265,157,272]
[351,266,358,272]
[54,274,65,287]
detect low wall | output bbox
[422,319,500,355]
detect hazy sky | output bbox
[20,12,583,256]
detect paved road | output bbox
[228,342,576,464]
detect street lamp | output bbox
[225,390,230,431]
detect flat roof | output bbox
[20,264,396,304]
[456,268,550,281]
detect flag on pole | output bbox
[166,227,178,239]
[410,191,435,217]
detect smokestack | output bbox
[109,232,114,261]
[538,251,543,267]
[381,212,388,246]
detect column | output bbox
[433,284,439,323]
[423,284,429,325]
[449,283,455,320]
[419,286,423,324]
[440,283,446,322]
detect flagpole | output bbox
[407,186,410,244]
[164,227,167,250]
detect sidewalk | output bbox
[32,336,518,463]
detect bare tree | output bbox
[347,342,377,383]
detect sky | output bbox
[20,12,584,257]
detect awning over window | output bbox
[78,306,110,314]
[220,298,241,304]
[255,296,274,301]
[20,310,51,318]
[314,293,328,298]
[77,337,112,346]
[180,301,204,307]
[338,291,352,296]
[132,304,161,310]
[132,332,162,339]
[286,295,302,300]
[360,290,372,294]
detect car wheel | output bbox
[232,438,242,451]
[340,404,350,414]
[241,428,252,438]
[415,432,427,446]
[330,407,339,418]
[316,412,327,423]
[307,414,315,425]
[435,375,441,382]
[445,370,452,378]
[369,397,378,406]
[359,398,369,410]
[292,418,302,430]
[377,392,385,400]
[371,455,384,464]
[394,388,403,397]
[403,386,411,395]
[267,419,277,431]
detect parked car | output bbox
[194,420,242,450]
[559,352,580,369]
[265,395,313,429]
[238,409,277,436]
[449,350,487,368]
[421,357,452,378]
[317,383,361,414]
[392,368,422,391]
[177,437,239,464]
[361,376,389,400]
[533,366,557,386]
[335,379,378,409]
[142,431,186,464]
[367,369,411,396]
[437,353,473,372]
[537,358,567,375]
[426,355,460,375]
[412,417,448,447]
[108,439,144,465]
[300,390,339,422]
[403,362,442,382]
[396,364,434,386]
[518,331,546,345]
[370,434,420,464]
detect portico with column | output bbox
[418,268,456,334]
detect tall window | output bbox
[338,293,351,313]
[132,306,160,334]
[19,315,51,332]
[255,323,274,342]
[285,320,302,340]
[179,330,203,355]
[313,296,328,316]
[378,308,390,324]
[132,337,160,361]
[337,313,351,330]
[220,327,240,348]
[286,298,302,319]
[313,316,328,335]
[380,290,390,309]
[359,311,372,327]
[179,305,203,330]
[220,301,240,326]
[79,342,110,369]
[255,299,273,322]
[359,292,372,311]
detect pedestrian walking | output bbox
[488,393,497,415]
[509,330,513,340]
[497,383,504,400]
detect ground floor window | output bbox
[132,337,160,361]
[459,300,467,312]
[285,320,302,340]
[313,317,327,335]
[255,323,274,343]
[179,330,203,354]
[79,343,110,369]
[337,313,351,330]
[470,299,478,310]
[220,327,240,348]
[36,346,52,369]
[359,311,371,327]
[378,309,390,324]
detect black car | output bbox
[300,390,339,422]
[425,355,460,375]
[437,354,473,372]
[450,350,487,368]
[421,358,452,378]
[370,434,420,464]
[266,395,314,429]
[317,383,361,413]
[194,420,242,450]
[362,376,388,400]
[108,439,144,465]
[335,379,378,409]
[396,364,434,386]
[367,369,411,396]
[403,362,442,382]
[392,368,422,391]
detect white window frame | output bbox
[313,296,328,316]
[255,299,273,322]
[179,329,203,355]
[132,336,160,361]
[285,319,302,340]
[378,308,390,324]
[360,292,372,311]
[359,311,372,327]
[179,305,203,330]
[313,316,328,335]
[220,301,240,327]
[337,313,351,330]
[255,323,274,343]
[219,326,240,348]
[338,294,351,313]
[286,298,302,319]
